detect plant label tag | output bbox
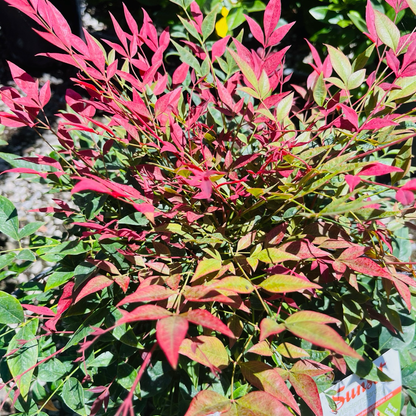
[320,349,402,416]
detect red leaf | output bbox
[184,309,235,338]
[341,257,391,278]
[289,373,323,416]
[345,174,361,192]
[338,245,366,260]
[184,391,231,416]
[1,168,48,179]
[172,62,189,85]
[117,285,175,306]
[113,275,130,293]
[263,0,281,40]
[123,4,138,37]
[74,275,113,303]
[266,22,295,47]
[285,321,361,358]
[361,117,399,130]
[211,36,230,62]
[71,178,111,195]
[156,316,188,369]
[402,178,416,190]
[57,281,75,314]
[259,317,285,341]
[21,304,56,316]
[240,361,300,414]
[291,359,333,376]
[358,162,402,176]
[117,305,172,325]
[330,354,347,374]
[244,14,264,46]
[396,188,414,205]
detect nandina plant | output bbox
[1,0,416,414]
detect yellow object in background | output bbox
[215,7,229,37]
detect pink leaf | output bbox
[341,257,391,278]
[156,316,188,369]
[289,373,323,416]
[358,162,402,176]
[360,118,399,130]
[263,0,281,41]
[117,285,176,306]
[117,305,172,325]
[345,174,361,192]
[396,188,415,205]
[21,304,56,316]
[184,309,235,338]
[123,4,139,37]
[172,62,189,85]
[266,22,295,47]
[74,275,113,303]
[211,36,230,62]
[244,15,264,46]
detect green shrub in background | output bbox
[0,0,416,415]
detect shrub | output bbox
[0,0,416,414]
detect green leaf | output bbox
[313,72,326,106]
[0,291,24,324]
[348,10,367,33]
[15,249,36,262]
[117,362,140,395]
[0,195,19,240]
[391,138,412,184]
[408,0,416,15]
[0,252,17,269]
[180,335,229,369]
[62,377,87,416]
[45,271,74,291]
[38,358,67,382]
[309,6,328,21]
[275,93,293,122]
[374,10,400,52]
[387,76,416,101]
[347,69,366,90]
[258,70,270,100]
[191,258,222,282]
[178,15,202,41]
[201,4,219,41]
[326,45,351,84]
[18,222,44,239]
[227,48,258,90]
[344,356,393,382]
[253,247,299,263]
[7,320,39,399]
[171,39,201,73]
[260,274,321,293]
[352,44,375,72]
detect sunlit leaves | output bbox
[374,10,400,52]
[259,274,321,293]
[284,312,361,358]
[156,316,188,369]
[180,336,229,369]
